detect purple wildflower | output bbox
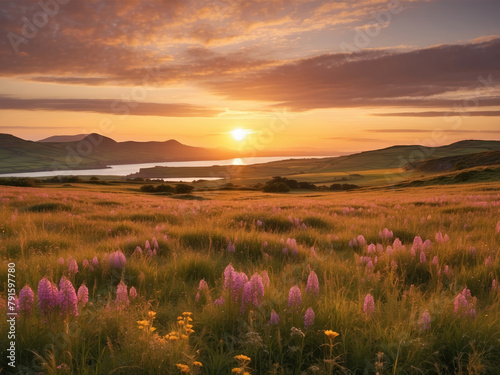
[432,256,439,267]
[91,256,99,268]
[257,220,263,227]
[19,285,34,315]
[304,307,315,328]
[269,310,280,325]
[420,310,431,330]
[363,293,375,316]
[454,287,477,317]
[420,251,426,263]
[77,284,89,306]
[288,286,302,310]
[115,281,129,309]
[58,257,64,266]
[82,259,89,269]
[58,277,78,317]
[38,278,59,315]
[305,271,319,296]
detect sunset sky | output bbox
[1,0,499,153]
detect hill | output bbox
[405,150,500,172]
[0,133,237,174]
[38,134,90,142]
[128,140,500,185]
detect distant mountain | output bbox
[38,134,90,142]
[0,133,238,174]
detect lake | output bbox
[0,156,332,180]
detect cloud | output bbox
[205,38,500,111]
[368,128,500,134]
[373,111,500,117]
[0,96,220,117]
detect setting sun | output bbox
[231,128,248,141]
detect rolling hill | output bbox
[0,133,238,174]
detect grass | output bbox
[0,182,499,374]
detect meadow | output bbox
[1,182,500,374]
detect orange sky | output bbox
[0,0,499,153]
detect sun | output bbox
[231,128,248,141]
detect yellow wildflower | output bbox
[186,324,193,329]
[169,336,179,342]
[234,355,251,362]
[149,326,156,332]
[232,368,242,373]
[193,361,203,367]
[182,312,192,316]
[186,329,195,334]
[148,311,156,319]
[178,320,185,326]
[181,334,188,340]
[324,330,339,340]
[177,316,183,320]
[137,320,149,326]
[176,364,190,373]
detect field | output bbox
[1,182,500,374]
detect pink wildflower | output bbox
[304,307,315,328]
[19,285,34,315]
[363,293,375,316]
[420,251,426,263]
[129,286,138,299]
[288,286,302,310]
[68,258,78,275]
[38,277,59,315]
[305,271,319,296]
[77,284,89,306]
[58,277,78,317]
[269,310,280,325]
[420,310,431,330]
[115,281,129,309]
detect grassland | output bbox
[1,182,500,374]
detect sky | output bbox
[0,0,499,153]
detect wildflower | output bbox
[115,281,130,309]
[290,327,305,338]
[67,258,78,275]
[176,364,190,373]
[357,235,367,247]
[263,241,268,248]
[234,355,251,363]
[269,310,280,325]
[485,256,492,267]
[91,256,99,268]
[363,293,375,316]
[496,220,500,233]
[241,274,265,311]
[19,285,34,315]
[367,243,376,254]
[214,296,225,305]
[82,259,89,268]
[304,307,315,328]
[432,256,439,267]
[58,257,64,266]
[305,271,319,296]
[129,286,138,299]
[420,310,431,330]
[198,279,209,291]
[386,246,393,255]
[257,220,263,227]
[77,284,88,306]
[148,311,156,319]
[420,251,426,263]
[193,361,203,367]
[109,250,126,269]
[38,277,58,315]
[324,330,339,340]
[58,277,78,317]
[454,287,477,317]
[288,286,302,310]
[492,279,497,292]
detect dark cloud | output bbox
[206,38,500,111]
[373,111,500,117]
[368,128,500,134]
[0,96,220,117]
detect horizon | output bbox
[1,0,500,153]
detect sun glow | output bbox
[231,128,248,141]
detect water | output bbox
[0,156,331,179]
